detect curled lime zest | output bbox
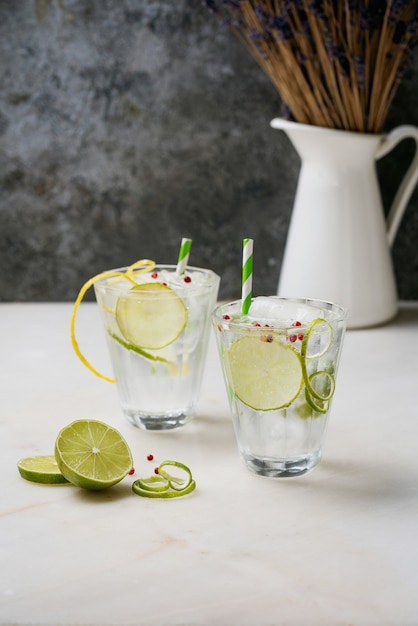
[307,370,335,401]
[136,475,170,493]
[300,318,336,414]
[158,460,193,491]
[132,460,196,498]
[305,389,329,414]
[132,480,196,498]
[301,318,333,360]
[70,259,156,382]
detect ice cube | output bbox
[248,297,324,327]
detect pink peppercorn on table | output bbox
[1,302,417,626]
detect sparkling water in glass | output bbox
[94,265,220,430]
[213,297,347,477]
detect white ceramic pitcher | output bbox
[270,118,418,328]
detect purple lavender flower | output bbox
[203,0,418,132]
[272,15,294,42]
[393,20,408,45]
[387,0,412,25]
[354,55,366,88]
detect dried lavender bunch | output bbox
[203,0,418,132]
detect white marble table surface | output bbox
[1,302,417,626]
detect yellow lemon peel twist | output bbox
[70,259,156,383]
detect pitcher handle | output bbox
[375,125,418,247]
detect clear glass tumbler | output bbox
[213,297,347,477]
[94,264,220,430]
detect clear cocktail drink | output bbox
[94,264,220,430]
[213,297,347,477]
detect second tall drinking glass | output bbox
[94,264,220,430]
[213,297,347,477]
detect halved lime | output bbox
[226,335,303,411]
[115,283,188,350]
[54,420,133,490]
[17,455,69,484]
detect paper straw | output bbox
[241,238,253,316]
[176,237,192,275]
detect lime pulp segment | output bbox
[54,420,133,490]
[226,334,303,411]
[115,282,188,350]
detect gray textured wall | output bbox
[1,0,417,302]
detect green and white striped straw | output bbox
[241,238,253,316]
[176,237,192,275]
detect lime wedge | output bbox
[17,455,69,484]
[54,420,133,490]
[115,282,188,350]
[226,335,303,411]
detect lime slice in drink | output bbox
[17,455,70,484]
[116,282,188,350]
[55,420,133,490]
[226,335,303,411]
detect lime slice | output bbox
[54,420,133,490]
[17,455,69,484]
[226,335,303,411]
[115,283,188,350]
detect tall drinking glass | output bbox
[213,297,347,477]
[94,265,220,430]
